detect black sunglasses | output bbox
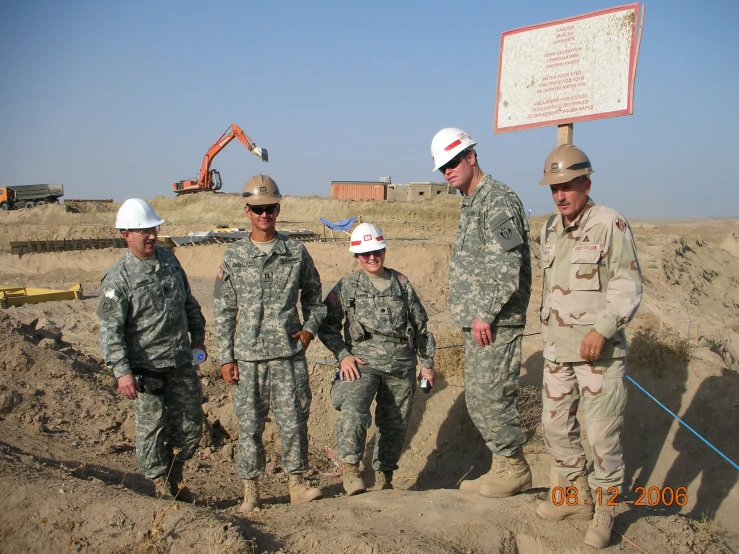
[357,249,385,260]
[248,204,278,215]
[439,150,470,173]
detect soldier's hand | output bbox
[580,330,606,362]
[339,355,365,381]
[118,373,139,400]
[417,367,435,388]
[292,329,314,351]
[472,319,495,347]
[221,362,239,385]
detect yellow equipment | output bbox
[0,284,83,309]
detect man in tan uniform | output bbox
[535,145,642,549]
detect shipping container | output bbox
[330,181,386,201]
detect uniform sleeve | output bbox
[593,216,643,339]
[317,281,352,362]
[406,281,436,369]
[299,249,328,336]
[96,277,131,379]
[179,263,206,343]
[481,196,527,323]
[213,257,238,364]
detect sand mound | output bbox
[2,201,739,552]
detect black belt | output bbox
[364,332,407,345]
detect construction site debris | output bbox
[0,283,82,308]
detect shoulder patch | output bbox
[615,217,628,232]
[492,217,524,252]
[489,211,510,231]
[326,291,341,307]
[104,288,118,300]
[216,266,224,280]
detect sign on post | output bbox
[495,4,644,134]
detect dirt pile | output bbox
[1,197,739,552]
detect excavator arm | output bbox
[173,124,268,194]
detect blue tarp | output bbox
[320,217,356,232]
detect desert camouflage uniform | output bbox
[448,174,531,456]
[97,246,205,479]
[318,268,435,471]
[213,233,326,479]
[540,199,642,492]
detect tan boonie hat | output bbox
[539,145,594,186]
[242,174,283,205]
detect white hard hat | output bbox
[430,127,477,172]
[349,223,388,254]
[115,198,165,230]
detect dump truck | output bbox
[0,184,64,211]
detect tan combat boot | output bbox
[239,479,262,514]
[536,471,594,521]
[584,504,615,549]
[479,448,533,498]
[168,461,195,503]
[153,475,173,500]
[458,455,502,493]
[342,463,366,496]
[376,471,393,491]
[288,473,323,504]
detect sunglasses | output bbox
[248,204,278,215]
[439,150,469,173]
[358,249,385,260]
[126,226,159,236]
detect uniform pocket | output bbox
[133,280,164,311]
[569,249,601,291]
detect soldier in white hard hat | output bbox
[431,127,533,498]
[535,145,642,549]
[318,223,436,495]
[214,175,327,513]
[97,198,206,502]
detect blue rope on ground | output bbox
[626,375,739,472]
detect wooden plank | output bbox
[557,124,574,146]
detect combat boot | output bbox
[584,504,615,549]
[239,479,261,514]
[288,472,323,504]
[153,475,173,500]
[168,461,195,503]
[536,471,594,521]
[342,463,366,496]
[458,454,502,493]
[479,448,533,498]
[376,471,393,491]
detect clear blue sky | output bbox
[1,1,737,218]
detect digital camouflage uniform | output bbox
[318,268,435,472]
[97,246,205,479]
[448,174,532,457]
[213,233,326,480]
[540,199,642,492]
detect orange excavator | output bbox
[172,124,268,194]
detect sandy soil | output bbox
[0,194,738,553]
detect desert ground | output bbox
[1,193,738,553]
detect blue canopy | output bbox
[320,217,356,232]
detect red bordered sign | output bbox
[495,3,644,133]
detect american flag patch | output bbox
[216,266,223,280]
[326,291,340,307]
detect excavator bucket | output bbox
[253,147,269,162]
